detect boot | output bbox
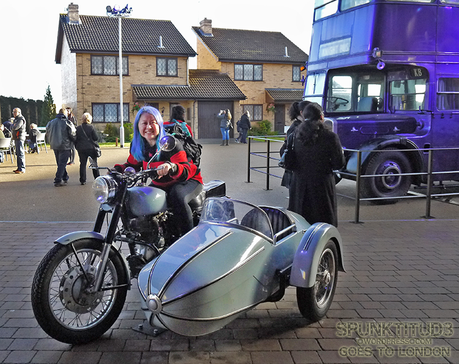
[220,140,225,146]
[225,140,229,146]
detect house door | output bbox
[198,101,233,138]
[274,104,285,133]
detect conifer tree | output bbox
[40,85,56,126]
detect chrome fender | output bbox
[290,223,345,288]
[54,231,131,284]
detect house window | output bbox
[243,105,263,121]
[91,56,128,75]
[234,64,263,81]
[157,58,178,77]
[293,66,301,82]
[92,103,130,123]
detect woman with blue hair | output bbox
[114,106,203,238]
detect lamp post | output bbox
[106,4,132,148]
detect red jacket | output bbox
[114,142,202,188]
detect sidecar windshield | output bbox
[201,197,273,239]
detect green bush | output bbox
[102,123,133,143]
[248,120,279,136]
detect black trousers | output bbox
[77,149,100,183]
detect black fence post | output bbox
[423,149,434,219]
[247,137,251,183]
[354,150,362,224]
[265,139,271,190]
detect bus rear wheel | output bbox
[362,149,412,204]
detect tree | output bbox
[40,85,56,126]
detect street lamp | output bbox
[106,4,133,148]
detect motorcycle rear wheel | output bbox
[31,239,128,344]
[296,240,338,322]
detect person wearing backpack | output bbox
[165,105,193,136]
[75,113,101,185]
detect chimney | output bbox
[200,18,213,37]
[67,3,80,24]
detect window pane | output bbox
[93,104,104,122]
[104,56,117,75]
[92,56,103,74]
[437,78,459,110]
[327,75,352,112]
[244,64,253,81]
[105,104,118,122]
[293,66,301,82]
[254,105,263,120]
[341,0,370,11]
[243,105,253,119]
[254,65,263,81]
[315,0,338,20]
[168,59,177,76]
[157,58,166,76]
[118,104,130,121]
[122,56,128,75]
[235,65,243,80]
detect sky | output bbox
[0,0,314,107]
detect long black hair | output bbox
[297,102,325,146]
[171,105,185,121]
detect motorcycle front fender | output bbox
[290,223,345,288]
[54,231,131,285]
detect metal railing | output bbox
[247,136,459,223]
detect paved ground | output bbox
[0,140,459,363]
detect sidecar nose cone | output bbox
[147,294,162,314]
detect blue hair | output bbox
[131,106,166,162]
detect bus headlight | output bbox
[92,176,118,204]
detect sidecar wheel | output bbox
[296,240,338,322]
[31,239,128,344]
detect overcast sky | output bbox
[0,0,314,107]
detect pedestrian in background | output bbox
[217,109,232,146]
[28,123,40,153]
[238,110,251,144]
[287,102,344,227]
[12,108,27,174]
[66,107,77,165]
[46,108,76,187]
[75,113,100,185]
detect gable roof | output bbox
[132,70,246,101]
[56,14,196,63]
[192,26,308,64]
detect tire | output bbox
[31,239,128,344]
[297,240,338,322]
[362,148,412,204]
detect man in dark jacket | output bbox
[46,108,76,187]
[12,108,27,174]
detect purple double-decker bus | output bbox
[303,0,459,202]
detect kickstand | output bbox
[132,321,167,337]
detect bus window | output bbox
[327,75,352,112]
[314,0,338,20]
[341,0,371,11]
[390,78,426,111]
[356,74,384,112]
[304,73,326,104]
[437,78,459,110]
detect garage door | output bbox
[198,101,233,139]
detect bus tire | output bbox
[362,148,412,204]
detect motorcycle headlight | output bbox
[92,176,118,204]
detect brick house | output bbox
[55,4,245,138]
[192,19,308,133]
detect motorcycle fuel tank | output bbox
[126,186,167,217]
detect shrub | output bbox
[248,120,279,136]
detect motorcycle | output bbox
[32,137,346,345]
[31,136,225,344]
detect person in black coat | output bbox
[238,111,251,144]
[75,113,100,185]
[287,102,344,227]
[280,100,311,188]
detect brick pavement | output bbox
[1,141,459,363]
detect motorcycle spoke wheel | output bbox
[32,239,128,344]
[296,240,338,322]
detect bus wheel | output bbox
[362,149,412,204]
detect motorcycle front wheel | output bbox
[31,239,129,344]
[296,240,338,322]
